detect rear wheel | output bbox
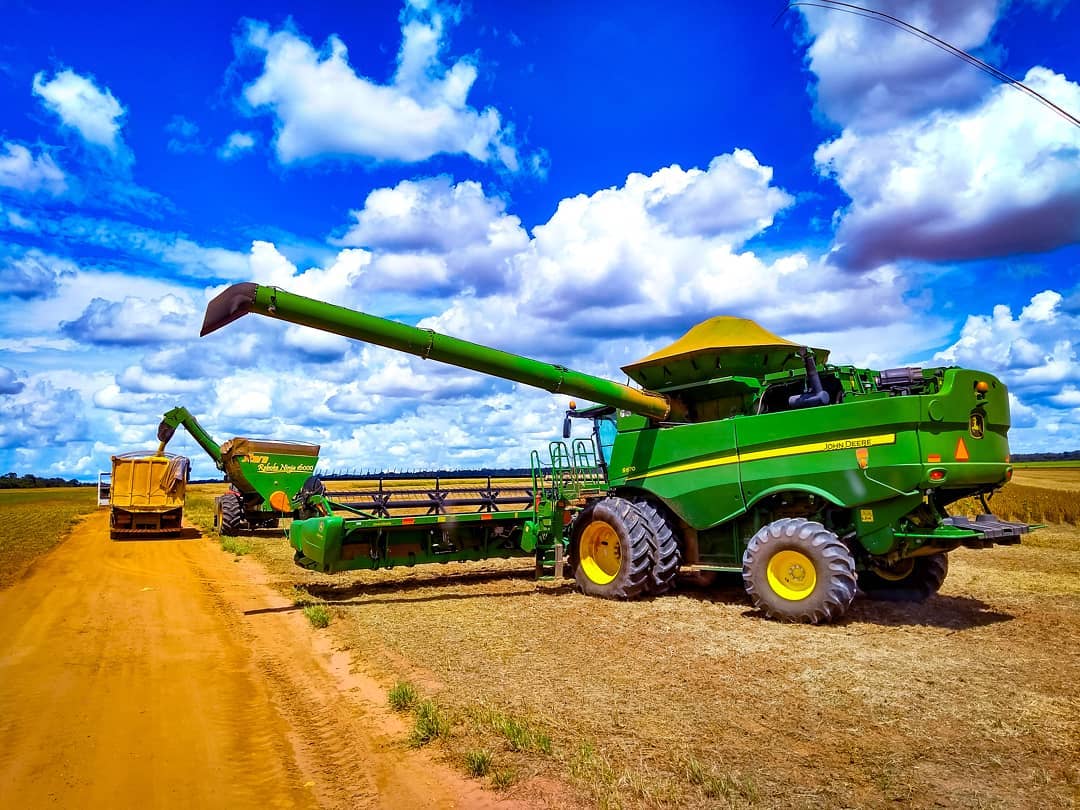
[633,498,681,595]
[217,493,244,536]
[572,498,651,600]
[742,518,857,623]
[860,554,948,601]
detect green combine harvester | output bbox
[156,406,320,535]
[201,283,1030,623]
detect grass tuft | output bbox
[220,536,252,556]
[302,604,331,628]
[490,768,516,790]
[388,680,419,713]
[463,748,493,777]
[475,706,553,755]
[410,699,450,747]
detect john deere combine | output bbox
[201,283,1029,623]
[156,406,320,535]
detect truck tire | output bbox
[218,493,244,536]
[859,553,948,601]
[742,518,857,624]
[633,498,681,595]
[572,497,652,600]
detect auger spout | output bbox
[201,283,678,421]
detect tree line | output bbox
[1,473,89,489]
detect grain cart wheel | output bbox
[572,497,651,600]
[859,553,949,601]
[633,498,681,595]
[217,493,244,536]
[742,518,857,623]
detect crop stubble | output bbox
[179,472,1080,809]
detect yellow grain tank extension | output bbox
[109,452,190,538]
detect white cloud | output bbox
[799,0,1000,132]
[934,290,1080,394]
[249,152,922,376]
[816,67,1080,270]
[165,115,208,154]
[0,336,80,353]
[0,377,88,451]
[32,69,126,153]
[0,367,25,395]
[60,294,201,346]
[336,176,528,294]
[218,131,256,160]
[1049,386,1080,407]
[0,250,78,300]
[0,142,67,195]
[115,365,207,395]
[237,3,523,169]
[4,209,36,231]
[644,150,794,242]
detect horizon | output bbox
[1,0,1078,480]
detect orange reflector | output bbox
[855,447,869,469]
[955,437,970,462]
[402,517,415,525]
[269,490,291,511]
[1006,467,1013,482]
[927,454,941,463]
[481,513,492,521]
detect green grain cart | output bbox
[157,406,320,535]
[201,283,1030,623]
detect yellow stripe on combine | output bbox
[624,433,897,482]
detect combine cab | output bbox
[200,283,1031,623]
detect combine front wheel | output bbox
[742,518,857,623]
[217,493,244,536]
[572,498,651,600]
[860,554,948,601]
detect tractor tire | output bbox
[572,497,652,600]
[633,498,681,595]
[859,553,949,601]
[742,518,857,624]
[217,493,244,537]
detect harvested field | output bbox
[0,487,97,587]
[185,472,1080,809]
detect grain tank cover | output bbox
[622,316,830,389]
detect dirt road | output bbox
[0,509,525,809]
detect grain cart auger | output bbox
[201,283,1033,624]
[156,406,320,536]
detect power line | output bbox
[775,0,1080,130]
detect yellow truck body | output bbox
[109,452,189,537]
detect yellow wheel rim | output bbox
[579,522,621,585]
[766,549,816,601]
[872,559,915,582]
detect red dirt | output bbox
[0,509,549,809]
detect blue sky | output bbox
[1,0,1078,480]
